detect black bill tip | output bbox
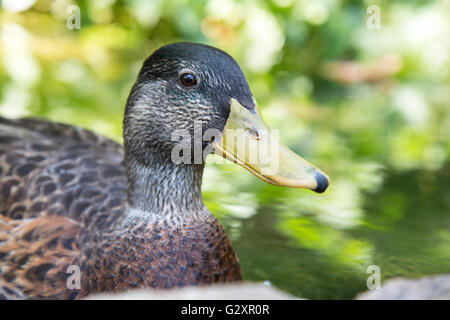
[313,171,329,193]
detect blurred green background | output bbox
[1,0,449,299]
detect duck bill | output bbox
[213,99,330,193]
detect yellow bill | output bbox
[213,99,330,193]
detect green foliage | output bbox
[1,0,449,299]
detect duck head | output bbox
[124,42,329,194]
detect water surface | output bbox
[214,166,450,299]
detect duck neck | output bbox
[124,151,207,221]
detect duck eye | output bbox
[179,73,197,87]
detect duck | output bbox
[0,42,329,299]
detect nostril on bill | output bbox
[246,127,260,140]
[313,170,329,193]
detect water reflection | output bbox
[208,165,450,299]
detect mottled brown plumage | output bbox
[0,118,241,299]
[0,42,330,300]
[0,43,252,299]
